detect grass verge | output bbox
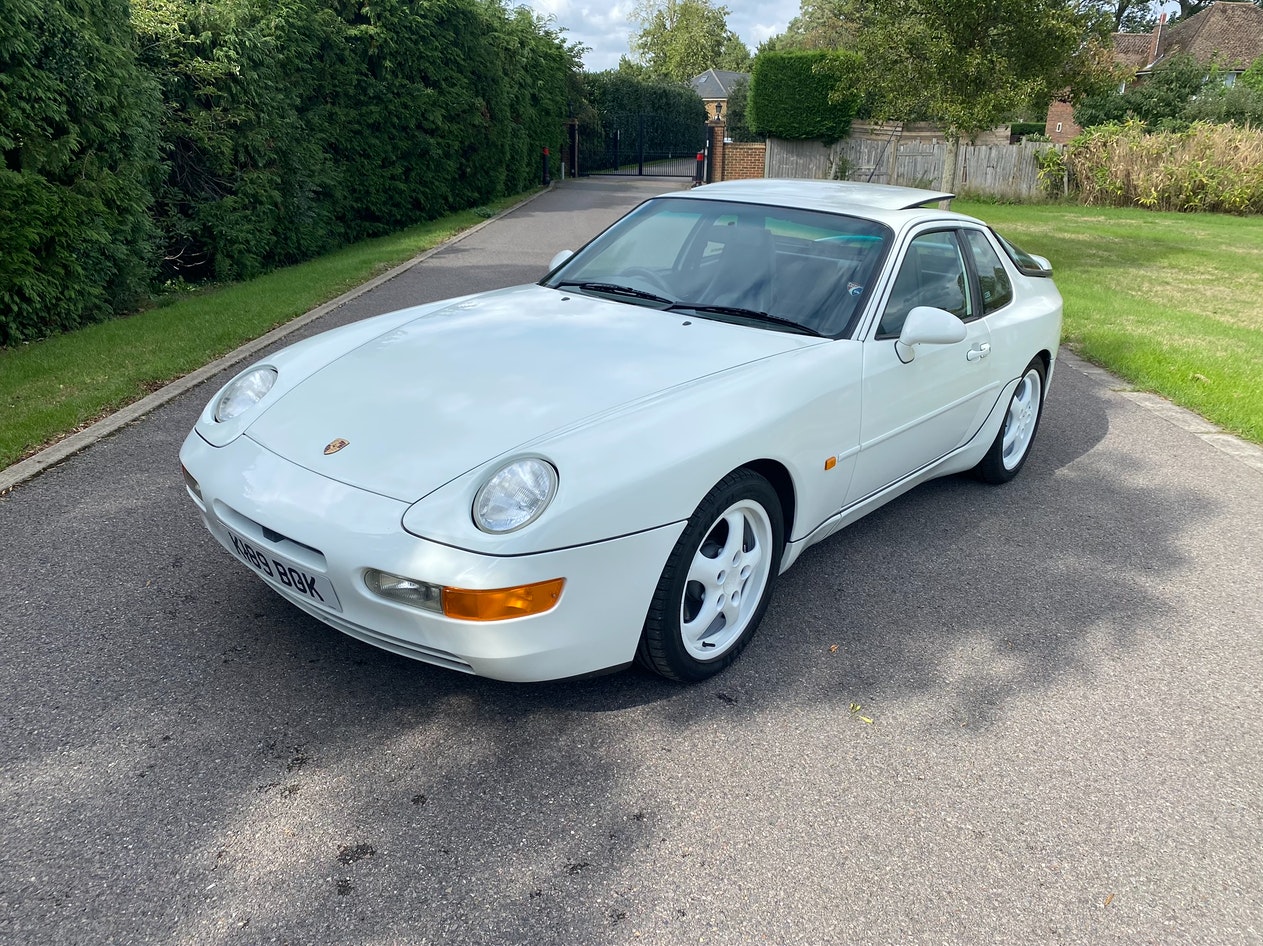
[956,200,1263,445]
[0,192,537,470]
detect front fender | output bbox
[402,340,865,555]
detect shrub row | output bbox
[746,51,862,145]
[1066,121,1263,214]
[1,0,578,346]
[0,0,160,345]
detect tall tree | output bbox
[833,0,1113,192]
[630,0,750,83]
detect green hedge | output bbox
[0,0,160,346]
[134,0,575,283]
[746,51,862,144]
[1,0,577,345]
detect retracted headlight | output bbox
[214,366,277,422]
[472,458,558,534]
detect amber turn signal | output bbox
[442,578,566,622]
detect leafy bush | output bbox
[134,0,577,284]
[747,51,862,144]
[0,0,160,345]
[724,78,761,143]
[1066,121,1263,214]
[1075,54,1210,131]
[1010,121,1047,138]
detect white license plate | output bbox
[223,528,342,612]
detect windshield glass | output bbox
[543,196,891,337]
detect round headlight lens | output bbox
[473,458,558,534]
[214,367,277,422]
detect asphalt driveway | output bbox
[1,177,1261,945]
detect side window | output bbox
[876,231,970,339]
[962,230,1013,315]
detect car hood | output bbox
[245,284,817,502]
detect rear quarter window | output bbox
[963,230,1013,314]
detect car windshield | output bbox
[543,196,891,337]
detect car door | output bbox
[845,227,1003,505]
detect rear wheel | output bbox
[636,470,784,682]
[974,358,1045,484]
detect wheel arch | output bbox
[739,458,797,548]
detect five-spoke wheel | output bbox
[975,358,1046,484]
[637,470,784,682]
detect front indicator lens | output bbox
[443,578,565,622]
[364,569,564,621]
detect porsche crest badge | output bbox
[323,438,350,456]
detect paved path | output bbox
[2,178,1261,945]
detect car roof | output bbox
[669,179,985,230]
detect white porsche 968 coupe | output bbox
[179,180,1062,683]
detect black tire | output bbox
[636,469,785,682]
[974,357,1046,484]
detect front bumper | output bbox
[180,431,684,682]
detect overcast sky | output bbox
[519,0,800,72]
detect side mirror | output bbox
[1029,254,1053,275]
[895,306,967,363]
[548,249,574,272]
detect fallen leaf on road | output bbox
[829,644,839,653]
[1104,893,1115,907]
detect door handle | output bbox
[966,343,991,362]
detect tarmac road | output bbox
[2,177,1261,945]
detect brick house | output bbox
[1045,1,1263,144]
[690,69,749,122]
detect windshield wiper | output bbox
[554,281,672,305]
[665,302,824,337]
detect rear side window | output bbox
[993,231,1051,277]
[963,230,1013,314]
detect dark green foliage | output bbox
[746,51,861,143]
[1074,54,1208,129]
[724,78,760,142]
[134,0,577,283]
[1011,121,1048,138]
[2,0,577,343]
[1242,55,1263,94]
[578,71,707,172]
[0,0,160,345]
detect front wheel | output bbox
[974,358,1045,484]
[636,470,784,682]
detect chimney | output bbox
[1149,13,1167,67]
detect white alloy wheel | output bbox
[1002,367,1043,471]
[679,499,775,660]
[974,357,1046,484]
[637,469,785,682]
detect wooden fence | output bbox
[765,136,1055,199]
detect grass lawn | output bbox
[955,199,1263,445]
[0,192,536,471]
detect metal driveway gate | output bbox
[584,112,703,178]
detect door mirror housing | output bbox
[547,249,574,273]
[895,306,967,363]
